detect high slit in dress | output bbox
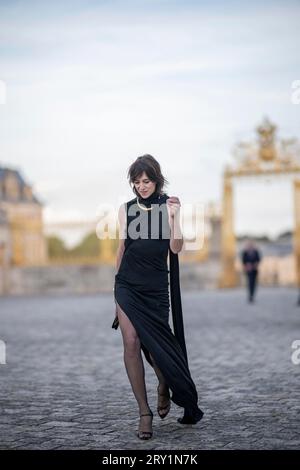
[114,191,203,421]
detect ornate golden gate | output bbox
[220,118,300,287]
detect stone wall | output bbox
[0,254,296,296]
[2,264,116,296]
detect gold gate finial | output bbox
[256,117,277,162]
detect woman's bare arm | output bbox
[167,197,184,254]
[115,203,126,273]
[114,204,126,316]
[169,214,184,254]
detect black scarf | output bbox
[169,248,188,365]
[137,189,161,207]
[138,190,188,362]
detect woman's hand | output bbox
[166,196,181,219]
[167,196,183,253]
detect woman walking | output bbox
[113,154,204,440]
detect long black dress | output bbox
[114,190,203,422]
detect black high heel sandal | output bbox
[157,385,171,419]
[136,410,153,440]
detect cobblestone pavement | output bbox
[0,287,300,450]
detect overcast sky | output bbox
[0,0,299,240]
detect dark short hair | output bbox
[127,154,169,196]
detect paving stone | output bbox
[0,288,299,449]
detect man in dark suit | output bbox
[241,240,262,303]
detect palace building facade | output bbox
[0,166,47,268]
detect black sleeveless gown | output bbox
[114,191,203,422]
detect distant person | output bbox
[241,240,262,303]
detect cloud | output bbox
[0,0,299,237]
